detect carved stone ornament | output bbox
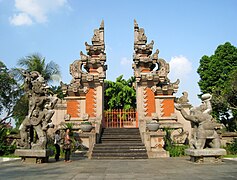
[83,86,89,94]
[17,71,58,150]
[64,114,71,121]
[175,93,221,149]
[62,20,107,97]
[133,20,179,95]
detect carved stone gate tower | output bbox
[133,20,186,157]
[61,21,107,134]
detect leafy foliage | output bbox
[64,123,74,131]
[12,94,29,128]
[0,61,21,123]
[49,85,65,99]
[12,53,61,83]
[0,124,17,156]
[104,75,136,110]
[225,139,237,155]
[197,42,237,131]
[164,128,188,157]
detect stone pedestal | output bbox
[79,132,96,159]
[15,149,54,163]
[143,131,169,158]
[185,148,227,163]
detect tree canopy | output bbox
[0,61,20,124]
[13,53,61,83]
[104,75,136,110]
[197,42,237,131]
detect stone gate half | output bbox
[60,20,107,135]
[132,20,192,157]
[133,20,185,135]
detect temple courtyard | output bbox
[0,156,236,180]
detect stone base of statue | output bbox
[185,148,226,163]
[15,149,54,164]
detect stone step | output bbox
[93,145,147,150]
[92,152,148,158]
[102,132,140,135]
[91,156,147,159]
[101,139,143,143]
[101,135,141,139]
[103,128,140,133]
[94,143,145,149]
[103,128,139,131]
[91,128,148,159]
[92,149,147,153]
[103,131,140,134]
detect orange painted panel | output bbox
[146,88,155,117]
[67,100,79,118]
[89,68,97,74]
[86,88,96,117]
[141,68,150,73]
[162,99,174,117]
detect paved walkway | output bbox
[0,156,236,180]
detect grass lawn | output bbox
[224,154,237,158]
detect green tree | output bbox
[104,75,136,110]
[0,61,20,124]
[197,42,237,131]
[50,85,65,99]
[12,53,61,127]
[12,94,28,128]
[13,53,61,83]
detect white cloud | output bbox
[9,0,70,26]
[120,57,132,65]
[169,55,192,81]
[9,13,33,26]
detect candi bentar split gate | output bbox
[52,20,193,158]
[14,20,226,162]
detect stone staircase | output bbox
[91,128,148,159]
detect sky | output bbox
[0,0,237,106]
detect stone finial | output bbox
[152,49,159,60]
[134,19,138,29]
[134,20,147,46]
[100,20,104,29]
[85,21,105,55]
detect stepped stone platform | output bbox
[15,149,54,163]
[91,128,148,159]
[185,148,227,163]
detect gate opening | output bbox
[103,109,137,128]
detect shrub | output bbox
[0,125,17,156]
[0,144,16,156]
[164,128,188,157]
[166,145,189,157]
[225,139,237,155]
